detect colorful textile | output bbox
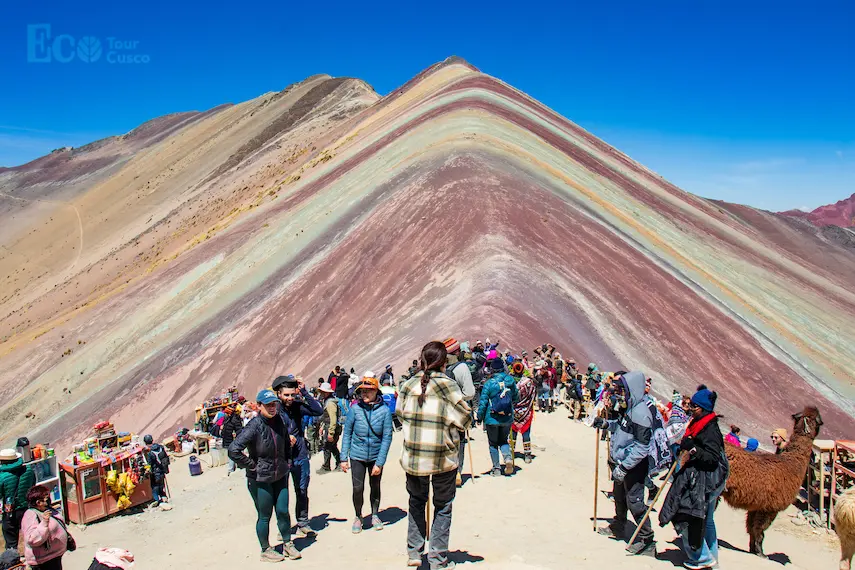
[512,376,536,434]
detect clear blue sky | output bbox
[2,1,853,211]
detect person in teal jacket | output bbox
[477,359,519,477]
[341,375,393,534]
[0,449,36,550]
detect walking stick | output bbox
[426,481,432,540]
[593,427,600,531]
[466,430,475,483]
[625,459,679,551]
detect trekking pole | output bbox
[426,480,432,540]
[593,427,600,531]
[466,430,475,483]
[625,459,679,551]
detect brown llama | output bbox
[835,487,855,570]
[721,406,823,558]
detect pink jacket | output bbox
[724,432,741,447]
[22,508,67,566]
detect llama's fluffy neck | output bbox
[784,423,815,466]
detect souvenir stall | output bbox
[193,386,242,433]
[60,421,153,525]
[15,439,66,521]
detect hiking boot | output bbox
[316,466,332,475]
[683,562,716,570]
[282,541,301,560]
[407,557,422,567]
[431,561,456,570]
[455,472,462,487]
[524,453,532,464]
[352,517,363,534]
[627,539,656,557]
[371,514,384,530]
[490,468,502,477]
[504,457,514,475]
[260,549,285,563]
[294,525,314,538]
[597,522,625,539]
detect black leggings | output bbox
[351,459,382,517]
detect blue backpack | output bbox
[337,397,351,426]
[490,380,513,419]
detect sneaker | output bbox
[490,468,502,477]
[260,549,285,563]
[352,517,363,534]
[431,561,456,570]
[455,473,462,487]
[316,466,332,475]
[524,454,532,464]
[597,522,625,539]
[683,560,718,570]
[334,464,343,472]
[504,457,514,475]
[627,539,656,557]
[150,501,160,508]
[407,557,422,567]
[371,515,384,530]
[282,541,301,560]
[294,526,314,538]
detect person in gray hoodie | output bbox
[592,370,657,556]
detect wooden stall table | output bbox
[61,445,153,525]
[831,440,855,528]
[807,439,835,527]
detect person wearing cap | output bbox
[659,385,729,570]
[771,429,788,454]
[272,374,322,536]
[341,375,393,534]
[228,389,301,562]
[379,365,395,388]
[477,358,519,477]
[444,338,476,487]
[745,438,760,452]
[1,448,34,550]
[316,382,343,474]
[143,435,170,506]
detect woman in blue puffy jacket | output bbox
[341,373,393,534]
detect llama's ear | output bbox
[815,413,823,426]
[792,412,803,421]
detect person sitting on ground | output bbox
[592,371,658,557]
[509,361,536,464]
[228,389,301,562]
[273,374,322,536]
[317,383,343,473]
[771,429,788,454]
[478,358,520,476]
[341,375,393,534]
[221,407,244,476]
[724,425,741,447]
[22,485,69,570]
[143,435,170,506]
[397,341,472,569]
[1,447,35,551]
[444,338,476,487]
[659,386,729,570]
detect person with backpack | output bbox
[341,375,393,534]
[508,361,536,464]
[591,371,658,557]
[228,390,301,562]
[21,485,70,570]
[477,358,519,477]
[567,373,584,420]
[659,386,728,570]
[534,360,551,413]
[379,365,395,388]
[316,383,342,474]
[397,341,472,569]
[220,407,244,476]
[273,374,323,537]
[1,448,35,551]
[443,338,476,487]
[143,435,170,506]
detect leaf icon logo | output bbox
[77,36,102,63]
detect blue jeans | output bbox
[248,477,291,551]
[151,475,166,503]
[289,457,311,528]
[682,488,722,565]
[486,423,511,469]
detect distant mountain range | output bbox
[781,192,855,228]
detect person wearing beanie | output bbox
[659,385,729,570]
[477,359,519,476]
[771,428,788,454]
[143,435,170,506]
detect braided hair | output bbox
[418,341,448,407]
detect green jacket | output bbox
[0,459,36,511]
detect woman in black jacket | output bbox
[659,385,729,570]
[229,390,301,562]
[221,406,244,476]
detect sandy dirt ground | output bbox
[56,409,841,570]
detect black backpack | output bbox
[152,446,170,474]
